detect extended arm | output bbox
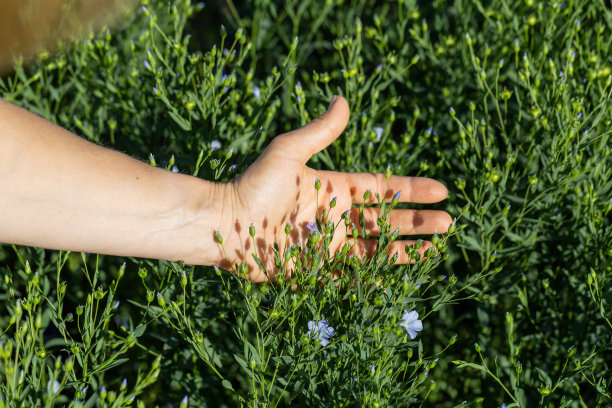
[0,98,227,265]
[0,96,451,281]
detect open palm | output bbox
[218,96,451,282]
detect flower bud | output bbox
[249,223,255,237]
[157,293,166,308]
[181,271,188,288]
[315,179,321,191]
[65,358,74,372]
[214,231,223,244]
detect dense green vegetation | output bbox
[1,0,610,406]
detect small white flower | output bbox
[373,126,383,142]
[47,380,61,394]
[400,310,423,339]
[252,86,261,99]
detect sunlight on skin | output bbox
[0,96,449,284]
[217,96,452,282]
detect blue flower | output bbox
[307,320,335,346]
[112,300,120,309]
[252,86,261,99]
[306,222,319,234]
[400,310,423,339]
[210,140,221,150]
[392,190,402,201]
[171,166,179,173]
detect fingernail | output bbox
[328,95,338,109]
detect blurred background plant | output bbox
[0,0,610,406]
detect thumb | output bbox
[272,95,350,163]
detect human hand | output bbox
[215,96,452,282]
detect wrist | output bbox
[170,176,234,266]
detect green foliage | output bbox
[1,0,610,406]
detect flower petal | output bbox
[408,320,423,332]
[406,310,419,322]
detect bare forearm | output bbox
[0,99,227,265]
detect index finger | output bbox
[344,172,448,204]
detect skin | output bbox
[0,95,451,282]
